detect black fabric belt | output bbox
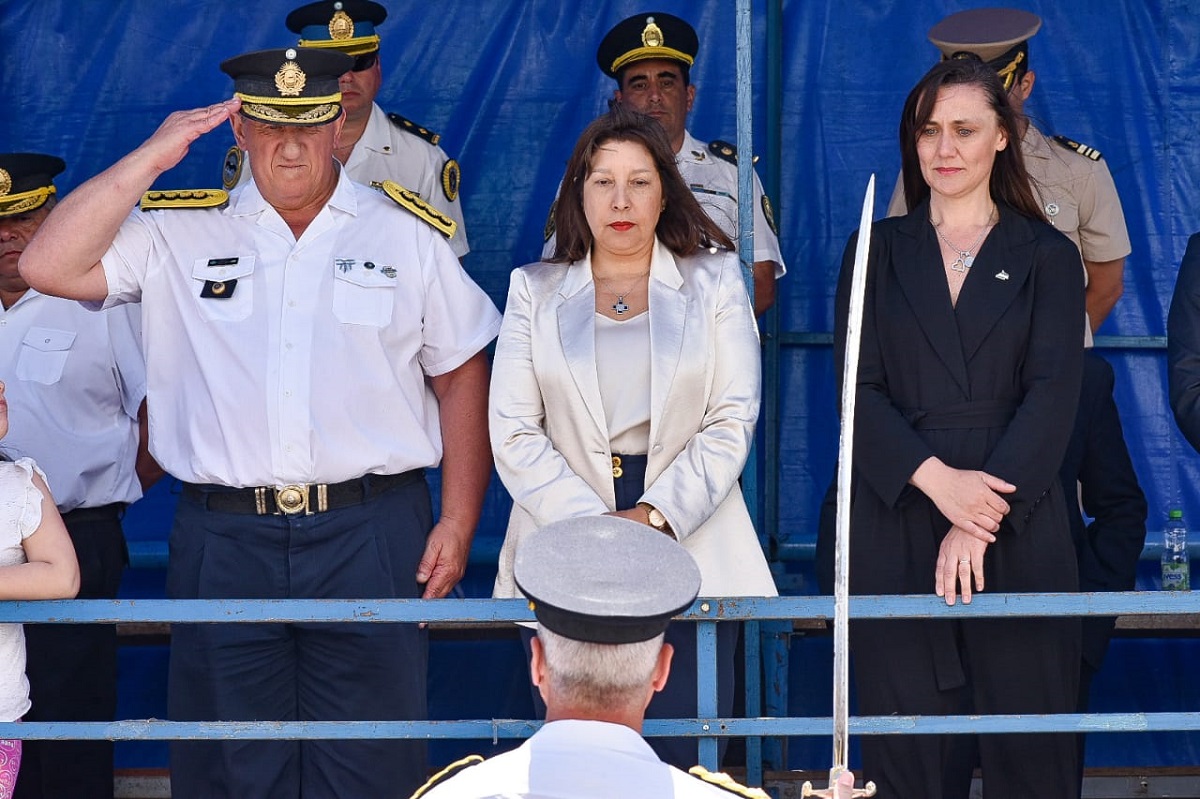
[904,399,1019,431]
[60,503,126,525]
[182,470,424,516]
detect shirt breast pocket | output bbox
[332,267,397,327]
[16,327,76,385]
[191,256,255,322]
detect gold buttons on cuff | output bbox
[611,456,623,479]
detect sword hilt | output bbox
[800,766,876,798]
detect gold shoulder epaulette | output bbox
[140,189,229,211]
[1052,134,1103,161]
[374,180,458,239]
[388,112,441,146]
[408,754,484,798]
[687,766,770,798]
[708,139,739,165]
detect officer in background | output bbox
[411,516,845,799]
[19,47,500,799]
[543,11,786,315]
[887,7,1131,339]
[226,0,470,258]
[0,153,159,799]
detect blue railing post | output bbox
[696,617,720,769]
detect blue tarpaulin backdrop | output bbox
[4,0,1200,772]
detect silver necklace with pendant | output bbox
[597,272,648,315]
[932,210,996,273]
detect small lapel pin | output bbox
[995,270,1010,281]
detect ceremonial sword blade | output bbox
[832,174,875,770]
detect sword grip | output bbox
[801,767,877,798]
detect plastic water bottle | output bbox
[1162,509,1190,591]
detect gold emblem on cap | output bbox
[641,16,664,48]
[0,169,10,197]
[275,56,307,97]
[329,7,354,40]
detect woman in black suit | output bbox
[834,57,1085,797]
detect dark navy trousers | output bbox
[167,477,431,799]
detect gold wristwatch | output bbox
[637,502,674,538]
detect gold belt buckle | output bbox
[274,484,310,516]
[611,456,623,479]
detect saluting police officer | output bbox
[411,516,831,799]
[227,0,471,259]
[0,153,159,799]
[887,8,1131,340]
[543,11,786,315]
[19,47,500,799]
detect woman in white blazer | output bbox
[489,107,776,768]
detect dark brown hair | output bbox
[899,56,1044,221]
[550,106,733,263]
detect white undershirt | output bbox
[594,311,651,455]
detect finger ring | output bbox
[959,558,971,564]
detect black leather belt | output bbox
[61,503,126,525]
[182,470,423,516]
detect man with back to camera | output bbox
[226,0,471,259]
[543,11,786,315]
[410,515,860,799]
[19,46,501,799]
[0,153,162,799]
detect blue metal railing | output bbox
[2,592,1199,789]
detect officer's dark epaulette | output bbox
[707,140,760,167]
[140,189,229,211]
[708,139,739,165]
[1052,134,1103,161]
[408,754,484,798]
[372,180,458,239]
[687,766,771,798]
[387,112,441,146]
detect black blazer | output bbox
[833,200,1085,601]
[1169,233,1200,451]
[1063,351,1147,670]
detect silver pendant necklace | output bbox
[932,210,996,273]
[596,272,648,315]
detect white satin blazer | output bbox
[489,239,777,599]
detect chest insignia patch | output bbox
[201,279,237,299]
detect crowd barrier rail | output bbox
[0,590,1198,789]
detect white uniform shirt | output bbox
[345,103,470,258]
[0,292,145,511]
[421,719,735,799]
[99,169,501,487]
[235,103,470,258]
[542,129,787,276]
[674,130,785,274]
